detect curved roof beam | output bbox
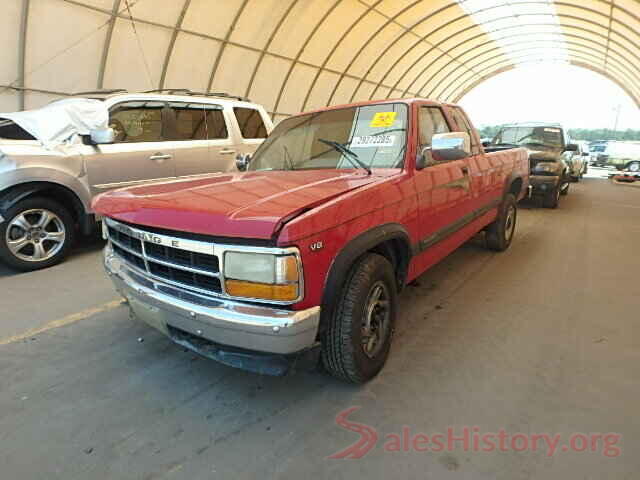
[300,0,383,111]
[158,0,192,89]
[97,0,121,90]
[442,52,640,108]
[244,0,300,99]
[450,58,640,111]
[433,46,638,103]
[396,9,640,100]
[271,0,343,115]
[423,40,639,103]
[325,0,427,107]
[354,0,640,100]
[452,60,640,110]
[206,0,250,93]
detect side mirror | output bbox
[482,140,491,148]
[431,132,471,162]
[88,128,115,145]
[565,143,579,152]
[236,153,252,171]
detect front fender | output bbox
[318,223,412,333]
[0,167,92,213]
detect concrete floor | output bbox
[1,173,637,479]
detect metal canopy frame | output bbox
[9,0,640,113]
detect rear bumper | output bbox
[104,250,321,374]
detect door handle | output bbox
[219,149,236,155]
[149,153,172,161]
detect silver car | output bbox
[0,90,273,271]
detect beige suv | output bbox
[0,90,273,271]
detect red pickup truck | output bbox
[94,98,528,383]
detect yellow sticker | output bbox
[370,112,397,128]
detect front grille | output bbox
[108,221,222,295]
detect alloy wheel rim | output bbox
[630,162,640,172]
[5,209,66,262]
[361,281,391,359]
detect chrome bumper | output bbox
[104,251,320,356]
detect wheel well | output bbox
[0,182,86,226]
[508,177,523,197]
[368,237,411,292]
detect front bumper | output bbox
[529,174,560,194]
[104,251,321,374]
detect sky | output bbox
[459,63,640,130]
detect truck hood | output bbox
[526,145,563,163]
[92,170,389,240]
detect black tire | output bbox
[627,161,640,173]
[543,183,560,209]
[0,197,75,271]
[485,194,517,252]
[321,253,397,383]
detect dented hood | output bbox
[92,170,386,240]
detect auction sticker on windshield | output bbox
[370,112,397,128]
[351,135,396,148]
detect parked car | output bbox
[489,122,576,208]
[0,90,273,271]
[95,98,529,383]
[591,141,640,171]
[568,141,590,181]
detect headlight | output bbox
[223,251,301,302]
[534,164,556,173]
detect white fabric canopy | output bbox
[0,98,109,147]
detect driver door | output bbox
[83,100,176,195]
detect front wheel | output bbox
[0,197,75,271]
[321,253,397,383]
[485,194,517,251]
[627,161,640,173]
[543,183,561,209]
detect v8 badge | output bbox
[310,241,324,252]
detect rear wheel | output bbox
[321,253,397,383]
[0,197,75,271]
[485,194,517,251]
[627,161,640,173]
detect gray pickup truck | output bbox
[0,90,272,271]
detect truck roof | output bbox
[500,122,564,128]
[293,97,455,117]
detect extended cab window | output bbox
[170,102,228,140]
[419,107,450,149]
[234,108,268,139]
[109,101,165,143]
[450,107,480,154]
[249,103,408,171]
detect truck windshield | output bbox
[492,126,563,149]
[248,103,408,172]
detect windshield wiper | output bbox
[317,138,372,175]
